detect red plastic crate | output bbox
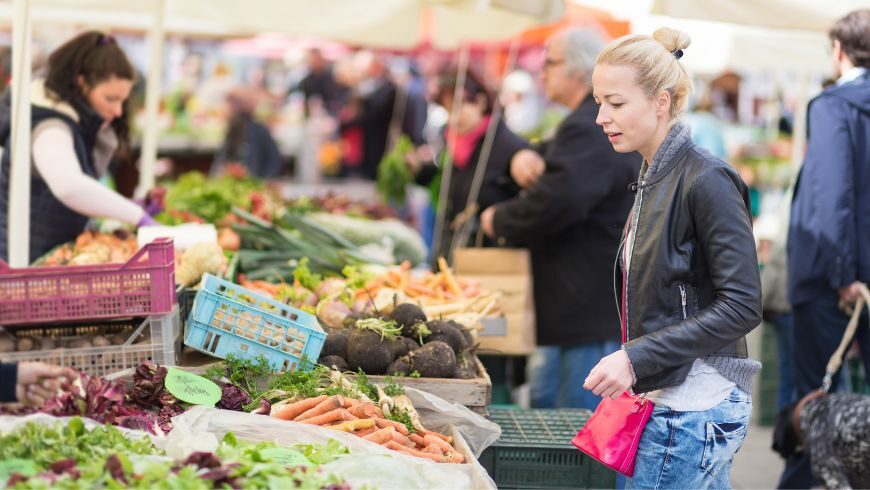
[0,238,176,326]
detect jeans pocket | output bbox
[701,420,748,478]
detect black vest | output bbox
[0,101,103,262]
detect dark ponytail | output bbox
[44,31,136,164]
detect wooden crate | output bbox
[370,355,492,414]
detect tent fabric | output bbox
[651,0,867,33]
[0,0,564,48]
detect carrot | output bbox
[348,401,377,419]
[363,426,395,445]
[355,427,376,437]
[419,429,453,444]
[300,408,357,426]
[424,434,455,454]
[408,433,427,447]
[390,430,415,448]
[295,395,345,421]
[421,444,443,455]
[373,407,384,419]
[328,418,375,433]
[373,418,410,435]
[384,441,447,463]
[271,395,328,421]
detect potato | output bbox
[92,335,111,347]
[67,339,93,349]
[16,337,34,352]
[0,336,15,352]
[36,337,56,351]
[110,334,126,346]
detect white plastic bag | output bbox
[403,387,501,458]
[167,404,497,490]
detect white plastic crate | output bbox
[0,306,181,377]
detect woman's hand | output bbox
[480,206,496,238]
[583,350,634,400]
[16,362,78,406]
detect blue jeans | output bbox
[627,387,752,490]
[528,341,620,410]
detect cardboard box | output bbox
[453,248,535,356]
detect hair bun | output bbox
[652,27,691,54]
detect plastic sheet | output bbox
[166,386,500,490]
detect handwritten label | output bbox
[260,448,312,467]
[0,458,38,486]
[164,368,222,406]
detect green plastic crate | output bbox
[481,408,617,489]
[757,322,781,426]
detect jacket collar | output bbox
[639,120,693,188]
[30,79,79,122]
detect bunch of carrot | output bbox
[271,394,466,464]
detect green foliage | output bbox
[376,135,414,204]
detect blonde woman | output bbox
[582,28,762,489]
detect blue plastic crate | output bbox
[184,274,326,371]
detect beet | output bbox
[320,328,351,359]
[392,336,420,359]
[453,350,478,379]
[346,329,395,374]
[408,341,456,378]
[448,320,475,347]
[391,303,428,337]
[319,355,349,372]
[424,320,467,354]
[386,355,412,376]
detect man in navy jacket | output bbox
[782,9,870,489]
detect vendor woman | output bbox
[0,31,154,262]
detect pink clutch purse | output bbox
[571,391,654,477]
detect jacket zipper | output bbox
[623,186,644,343]
[679,283,688,319]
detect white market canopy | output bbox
[650,0,867,33]
[0,0,564,49]
[4,0,563,266]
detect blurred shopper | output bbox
[296,48,345,117]
[756,203,795,412]
[684,84,727,160]
[500,70,543,136]
[342,52,425,181]
[212,87,283,179]
[411,69,537,257]
[781,9,870,489]
[480,29,639,410]
[583,28,761,488]
[0,31,154,262]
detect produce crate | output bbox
[757,322,780,426]
[184,274,326,372]
[0,238,176,326]
[481,408,616,489]
[0,306,182,377]
[177,251,239,326]
[369,355,492,415]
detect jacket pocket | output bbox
[676,283,700,320]
[701,419,749,477]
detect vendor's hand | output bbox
[16,362,78,406]
[405,144,434,174]
[510,149,545,189]
[480,206,496,238]
[838,281,863,305]
[583,350,634,400]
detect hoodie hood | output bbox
[826,71,870,115]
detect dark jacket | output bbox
[0,362,17,402]
[214,117,283,179]
[491,96,640,345]
[621,130,762,394]
[342,78,425,180]
[0,84,103,262]
[417,119,526,253]
[788,72,870,306]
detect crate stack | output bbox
[481,407,616,489]
[0,238,181,377]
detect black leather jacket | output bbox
[621,139,761,393]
